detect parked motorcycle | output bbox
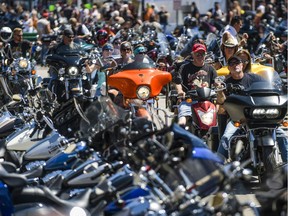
[108,62,172,128]
[46,49,98,138]
[0,161,91,216]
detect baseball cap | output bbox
[102,43,114,51]
[63,29,74,37]
[192,43,207,53]
[227,55,242,65]
[42,12,49,18]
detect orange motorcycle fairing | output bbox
[108,68,172,99]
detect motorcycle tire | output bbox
[260,146,280,183]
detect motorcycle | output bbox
[183,75,218,139]
[220,71,287,181]
[0,161,91,216]
[46,49,98,138]
[108,62,172,129]
[3,86,67,168]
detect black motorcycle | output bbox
[222,72,287,181]
[45,50,97,138]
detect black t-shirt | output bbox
[158,11,168,25]
[173,61,217,92]
[7,40,31,58]
[49,41,82,55]
[225,73,266,88]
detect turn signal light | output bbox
[31,70,36,75]
[186,98,192,103]
[282,121,288,127]
[233,121,241,127]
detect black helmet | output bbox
[0,27,12,42]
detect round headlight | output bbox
[136,86,150,100]
[252,109,266,119]
[68,66,79,76]
[19,59,28,68]
[59,68,65,75]
[197,110,214,125]
[265,109,280,119]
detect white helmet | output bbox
[0,27,12,42]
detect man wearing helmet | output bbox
[0,26,12,50]
[96,29,109,48]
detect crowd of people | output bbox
[0,0,287,163]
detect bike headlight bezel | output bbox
[136,86,151,100]
[18,59,29,69]
[197,109,215,126]
[67,66,79,76]
[251,108,281,119]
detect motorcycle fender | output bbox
[256,135,275,147]
[0,111,16,134]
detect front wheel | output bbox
[260,145,283,182]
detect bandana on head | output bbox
[133,46,146,55]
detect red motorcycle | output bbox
[177,75,218,140]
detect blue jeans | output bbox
[178,100,198,119]
[40,43,49,66]
[217,121,288,162]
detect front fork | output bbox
[248,129,278,168]
[248,130,257,168]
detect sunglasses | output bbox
[15,34,23,37]
[194,52,206,57]
[114,41,121,45]
[228,61,242,66]
[138,52,146,55]
[66,35,74,39]
[121,48,131,52]
[104,49,113,52]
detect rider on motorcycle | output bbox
[47,28,84,88]
[48,28,81,55]
[174,42,217,126]
[4,28,32,59]
[216,55,288,162]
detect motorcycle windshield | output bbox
[54,44,86,55]
[246,70,284,92]
[79,96,128,139]
[120,62,157,71]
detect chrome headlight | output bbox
[70,207,87,216]
[265,109,280,118]
[59,68,65,75]
[197,109,214,125]
[136,86,150,100]
[252,108,280,119]
[19,59,28,69]
[68,66,79,76]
